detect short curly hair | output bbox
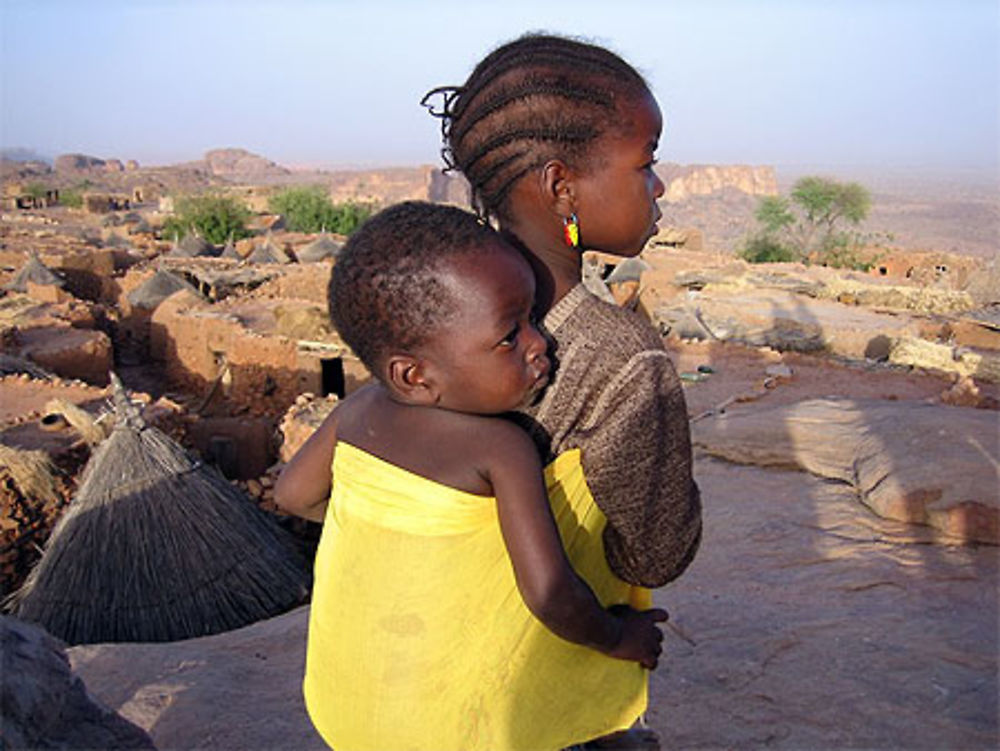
[329,200,499,375]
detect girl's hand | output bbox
[606,605,668,670]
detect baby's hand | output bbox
[606,605,668,670]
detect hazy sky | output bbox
[1,0,997,173]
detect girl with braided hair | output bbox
[423,32,703,745]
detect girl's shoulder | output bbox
[552,288,665,358]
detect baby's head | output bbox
[329,201,549,412]
[424,33,655,222]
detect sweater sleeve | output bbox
[572,349,702,588]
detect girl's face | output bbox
[572,92,666,257]
[416,243,551,415]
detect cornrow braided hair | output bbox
[422,33,650,221]
[328,201,498,375]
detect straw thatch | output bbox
[247,235,291,265]
[168,232,215,258]
[4,253,65,292]
[219,237,242,261]
[0,444,60,505]
[296,232,342,263]
[10,373,310,644]
[0,354,53,380]
[126,269,203,311]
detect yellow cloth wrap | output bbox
[304,442,649,751]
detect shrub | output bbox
[740,234,798,264]
[161,194,251,245]
[60,189,83,208]
[269,186,373,235]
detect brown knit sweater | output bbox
[511,284,702,588]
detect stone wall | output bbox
[150,302,360,416]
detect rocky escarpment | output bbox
[656,163,778,203]
[202,148,290,179]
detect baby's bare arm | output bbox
[273,407,339,522]
[486,422,667,668]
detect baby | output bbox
[275,200,666,750]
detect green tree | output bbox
[755,195,795,234]
[24,182,49,200]
[161,194,251,245]
[269,186,373,234]
[789,176,871,257]
[742,176,872,267]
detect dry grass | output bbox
[0,444,60,504]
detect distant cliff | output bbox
[202,148,289,179]
[656,164,778,203]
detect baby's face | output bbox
[417,241,550,415]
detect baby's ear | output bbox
[385,353,439,406]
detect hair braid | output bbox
[424,33,650,219]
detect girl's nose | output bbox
[652,171,666,199]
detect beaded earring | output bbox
[562,213,580,248]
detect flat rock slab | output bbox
[655,290,919,359]
[69,606,325,750]
[650,458,998,749]
[692,398,999,543]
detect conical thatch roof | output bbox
[4,253,65,292]
[126,269,204,310]
[246,235,291,265]
[168,232,215,258]
[219,237,242,260]
[10,373,310,645]
[296,232,342,263]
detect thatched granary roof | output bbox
[219,237,242,260]
[9,373,310,645]
[4,253,65,292]
[247,235,291,265]
[126,269,203,310]
[168,232,215,258]
[296,232,341,263]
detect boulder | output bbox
[1,616,154,749]
[16,326,113,385]
[692,397,999,543]
[889,336,1000,384]
[655,290,917,357]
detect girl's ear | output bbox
[539,159,576,216]
[384,353,439,406]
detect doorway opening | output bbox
[321,357,345,398]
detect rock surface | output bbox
[2,616,154,749]
[65,455,999,750]
[692,398,999,543]
[69,607,324,750]
[649,458,998,750]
